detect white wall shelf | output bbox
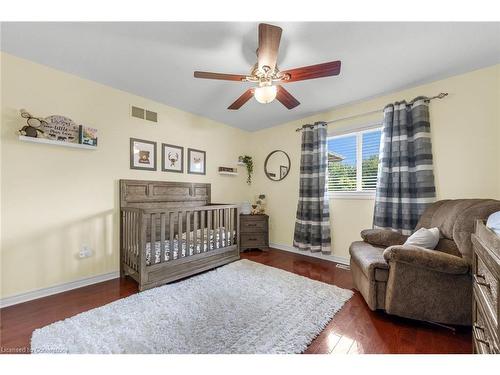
[19,135,97,150]
[218,171,238,176]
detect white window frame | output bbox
[327,123,382,200]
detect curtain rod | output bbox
[295,92,448,132]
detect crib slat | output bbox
[229,208,233,246]
[128,212,132,267]
[133,212,137,269]
[160,212,166,263]
[207,210,212,250]
[193,211,198,254]
[123,211,127,266]
[169,211,175,261]
[131,212,137,272]
[123,211,127,268]
[217,210,224,248]
[225,208,229,247]
[150,213,156,264]
[200,210,206,252]
[186,211,191,257]
[213,209,218,249]
[178,211,183,257]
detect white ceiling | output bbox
[1,22,499,131]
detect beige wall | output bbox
[249,64,500,260]
[0,53,251,299]
[1,52,499,299]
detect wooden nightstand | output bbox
[240,214,269,251]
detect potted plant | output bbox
[240,155,253,185]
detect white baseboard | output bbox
[269,242,350,265]
[0,271,120,308]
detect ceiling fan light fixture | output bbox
[254,85,277,104]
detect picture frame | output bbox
[187,148,206,175]
[280,165,288,179]
[130,138,157,171]
[161,143,184,173]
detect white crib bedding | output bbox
[146,230,235,265]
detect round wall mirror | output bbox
[264,150,291,181]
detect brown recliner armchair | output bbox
[349,199,500,325]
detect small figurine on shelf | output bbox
[18,109,47,138]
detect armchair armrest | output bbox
[360,229,408,247]
[383,245,470,275]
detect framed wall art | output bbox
[280,165,288,179]
[161,143,184,173]
[130,138,157,171]
[187,148,206,175]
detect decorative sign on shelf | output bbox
[218,166,237,173]
[18,109,98,147]
[43,115,80,143]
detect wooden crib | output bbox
[120,179,240,291]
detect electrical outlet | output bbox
[79,245,93,258]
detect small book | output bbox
[79,125,98,146]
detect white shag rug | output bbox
[31,259,353,354]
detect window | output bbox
[327,127,382,196]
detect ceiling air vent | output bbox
[131,105,158,123]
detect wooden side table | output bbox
[240,214,269,251]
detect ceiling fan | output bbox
[194,23,341,110]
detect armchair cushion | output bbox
[360,229,408,248]
[383,245,470,275]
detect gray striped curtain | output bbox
[293,122,331,254]
[373,97,436,235]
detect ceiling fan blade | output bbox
[258,23,282,73]
[276,85,300,109]
[194,71,247,82]
[228,89,254,110]
[281,60,341,83]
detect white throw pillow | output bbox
[404,227,440,249]
[486,211,500,236]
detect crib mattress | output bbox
[146,231,235,265]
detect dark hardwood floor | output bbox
[0,248,471,354]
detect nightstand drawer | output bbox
[241,233,267,248]
[241,220,267,233]
[473,253,498,327]
[472,233,499,333]
[473,296,499,354]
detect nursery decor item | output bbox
[43,115,80,143]
[280,165,288,179]
[18,109,47,138]
[265,150,291,181]
[255,194,267,214]
[240,155,253,184]
[188,148,206,175]
[80,126,98,146]
[218,166,238,176]
[161,143,184,173]
[130,138,157,171]
[240,202,252,215]
[18,109,99,148]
